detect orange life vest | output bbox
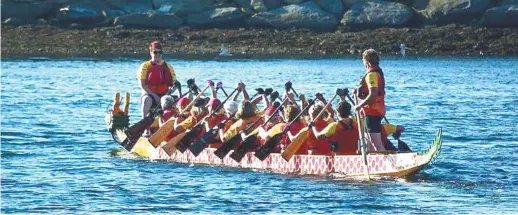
[358,69,386,116]
[307,119,331,155]
[328,120,359,155]
[280,120,307,154]
[146,61,173,95]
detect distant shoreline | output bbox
[2,25,518,59]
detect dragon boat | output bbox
[105,94,443,178]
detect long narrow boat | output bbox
[106,100,442,178]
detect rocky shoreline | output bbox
[2,24,518,59]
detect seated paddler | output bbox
[218,83,264,143]
[174,99,208,134]
[312,101,359,155]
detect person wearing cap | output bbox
[218,100,239,133]
[137,40,177,121]
[176,97,192,117]
[354,49,387,152]
[312,101,359,155]
[159,95,177,126]
[159,95,180,141]
[204,97,227,131]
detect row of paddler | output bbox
[120,79,410,162]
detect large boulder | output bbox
[314,0,344,15]
[247,1,339,31]
[341,0,413,27]
[480,4,518,27]
[1,1,62,20]
[284,0,305,4]
[56,0,108,24]
[105,0,153,14]
[415,0,491,24]
[152,0,215,17]
[113,12,183,29]
[238,0,282,12]
[187,7,246,28]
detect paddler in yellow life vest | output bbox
[218,83,264,143]
[354,49,387,152]
[137,40,177,121]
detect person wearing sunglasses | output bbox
[136,40,177,135]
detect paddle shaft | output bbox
[229,98,288,162]
[170,87,240,152]
[354,93,371,181]
[214,105,266,159]
[123,88,190,146]
[220,87,229,97]
[255,99,313,161]
[281,93,338,161]
[148,85,211,147]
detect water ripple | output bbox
[2,57,518,214]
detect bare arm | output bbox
[218,128,227,143]
[233,89,242,101]
[356,87,378,108]
[242,88,249,101]
[311,125,326,140]
[287,130,296,141]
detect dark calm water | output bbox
[2,57,517,214]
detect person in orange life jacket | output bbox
[354,49,387,152]
[204,80,228,131]
[306,103,332,155]
[280,104,308,154]
[158,95,181,141]
[137,41,177,120]
[174,98,209,133]
[312,101,359,155]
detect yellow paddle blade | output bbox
[148,118,175,148]
[266,123,285,138]
[162,132,186,156]
[281,127,309,161]
[130,137,155,158]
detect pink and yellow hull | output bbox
[126,128,442,178]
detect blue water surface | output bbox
[1,57,517,214]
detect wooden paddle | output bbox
[281,88,345,161]
[147,85,211,148]
[123,83,186,149]
[285,81,300,107]
[255,99,314,161]
[174,87,239,153]
[353,91,371,181]
[214,111,265,160]
[217,81,229,97]
[187,91,262,157]
[229,98,288,162]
